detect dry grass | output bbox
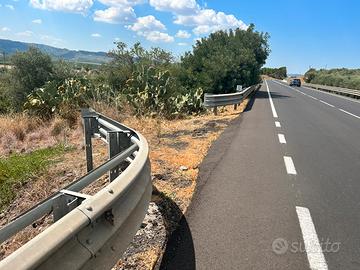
[0,99,250,267]
[0,114,66,156]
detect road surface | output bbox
[160,80,360,270]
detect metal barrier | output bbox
[0,109,152,270]
[203,85,259,114]
[304,83,360,99]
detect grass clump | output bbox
[0,144,72,210]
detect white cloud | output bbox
[142,31,174,43]
[94,6,135,23]
[93,0,145,24]
[127,15,166,32]
[17,30,34,37]
[126,15,173,43]
[175,9,247,35]
[177,42,188,46]
[175,30,191,39]
[97,0,144,6]
[149,0,199,14]
[5,4,15,10]
[1,27,11,32]
[30,0,93,14]
[91,33,102,37]
[32,19,42,24]
[40,34,63,46]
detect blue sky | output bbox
[0,0,359,74]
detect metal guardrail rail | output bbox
[304,83,360,99]
[203,84,259,114]
[0,109,152,270]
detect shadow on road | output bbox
[244,89,290,112]
[153,187,196,270]
[158,215,195,270]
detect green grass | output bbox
[0,144,72,210]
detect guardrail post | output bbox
[108,132,131,181]
[213,106,218,115]
[81,109,99,173]
[234,104,238,110]
[83,117,94,172]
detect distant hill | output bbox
[0,39,112,65]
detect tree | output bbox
[261,66,287,79]
[10,47,54,108]
[181,25,270,94]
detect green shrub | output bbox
[24,78,92,119]
[124,66,178,117]
[304,68,360,90]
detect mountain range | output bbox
[0,39,111,65]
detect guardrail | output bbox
[304,83,360,99]
[0,109,152,270]
[203,84,259,115]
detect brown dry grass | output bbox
[0,99,249,267]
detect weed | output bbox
[0,144,72,210]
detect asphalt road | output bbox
[159,80,360,270]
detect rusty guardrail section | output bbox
[203,84,259,114]
[0,109,152,270]
[304,83,360,99]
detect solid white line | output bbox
[296,206,328,270]
[283,156,297,175]
[278,133,286,144]
[275,121,281,127]
[319,100,335,107]
[265,80,278,118]
[338,109,360,119]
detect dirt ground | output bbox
[0,99,250,267]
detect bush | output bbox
[9,47,54,108]
[181,25,270,94]
[24,78,92,120]
[124,66,178,117]
[261,67,287,79]
[304,68,360,90]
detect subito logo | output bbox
[272,238,288,255]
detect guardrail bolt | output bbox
[108,189,114,194]
[86,206,93,211]
[86,239,92,245]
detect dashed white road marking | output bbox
[272,80,320,101]
[278,134,286,144]
[319,100,335,108]
[271,81,360,119]
[265,80,278,118]
[308,95,319,101]
[283,156,297,175]
[275,121,281,127]
[302,86,360,104]
[296,206,328,270]
[338,109,360,119]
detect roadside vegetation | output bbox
[304,68,360,90]
[0,144,71,210]
[261,66,287,79]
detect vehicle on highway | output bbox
[289,78,301,87]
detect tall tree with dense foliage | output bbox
[181,24,270,94]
